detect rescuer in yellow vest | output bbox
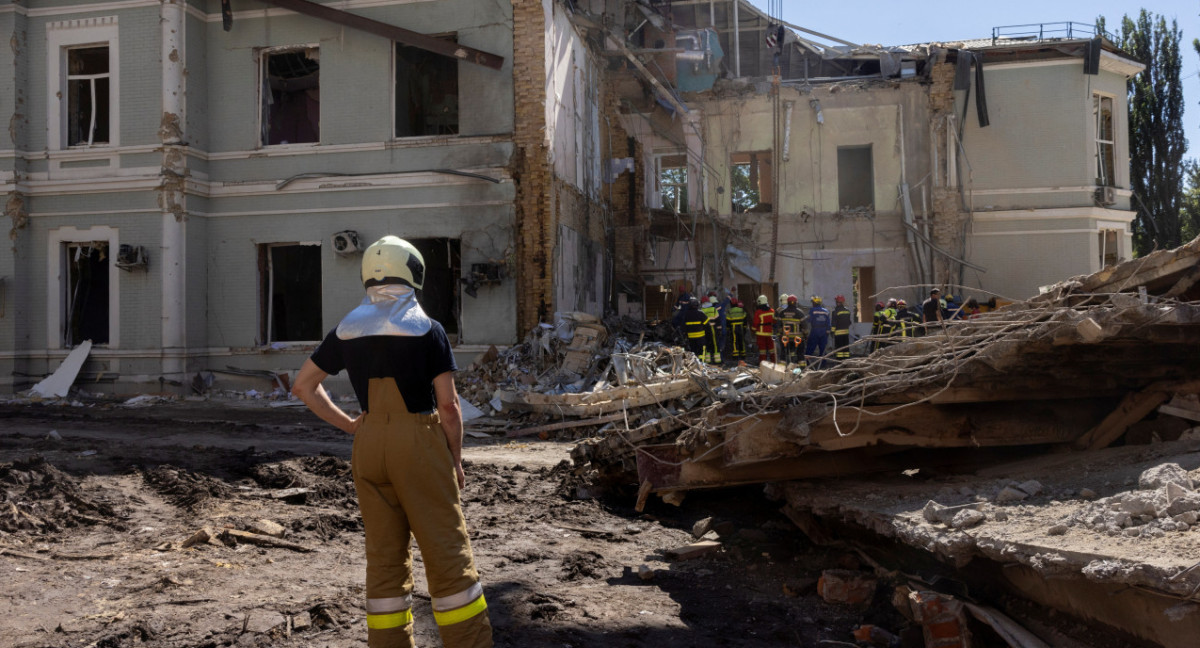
[700,296,722,364]
[725,298,748,363]
[831,294,852,361]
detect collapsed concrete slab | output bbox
[770,443,1200,648]
[626,237,1200,497]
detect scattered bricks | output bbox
[951,509,985,529]
[637,564,655,581]
[1175,511,1199,525]
[291,611,311,632]
[908,590,969,648]
[852,625,901,647]
[817,570,877,606]
[692,516,713,539]
[1139,463,1193,491]
[1048,524,1068,536]
[995,486,1028,503]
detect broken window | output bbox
[731,152,771,213]
[66,46,111,146]
[407,238,460,337]
[658,154,688,213]
[837,146,874,211]
[1099,229,1119,267]
[1094,94,1115,187]
[395,38,459,137]
[262,48,320,146]
[259,244,322,343]
[63,243,110,346]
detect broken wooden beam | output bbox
[1074,380,1200,450]
[506,412,625,438]
[220,529,313,553]
[262,0,505,70]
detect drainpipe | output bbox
[160,0,187,387]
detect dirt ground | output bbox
[0,399,913,648]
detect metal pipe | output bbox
[782,101,793,162]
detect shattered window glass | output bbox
[66,46,110,146]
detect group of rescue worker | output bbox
[671,290,853,369]
[868,287,986,350]
[672,286,992,369]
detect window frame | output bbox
[836,144,875,211]
[1093,92,1116,188]
[258,44,322,148]
[47,17,120,151]
[258,242,324,345]
[655,153,689,213]
[392,34,461,139]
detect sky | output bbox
[778,1,1200,160]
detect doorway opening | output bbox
[259,244,322,343]
[63,242,110,346]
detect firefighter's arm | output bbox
[292,359,361,435]
[433,371,466,488]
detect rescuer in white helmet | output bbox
[292,235,492,648]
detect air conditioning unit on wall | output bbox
[1094,186,1116,206]
[115,244,149,271]
[331,230,362,255]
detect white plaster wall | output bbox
[545,1,600,197]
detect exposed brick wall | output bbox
[511,0,553,335]
[928,61,966,287]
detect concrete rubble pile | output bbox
[563,236,1200,499]
[457,311,759,444]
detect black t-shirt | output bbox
[922,298,940,323]
[309,323,457,413]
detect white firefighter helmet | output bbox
[361,236,425,289]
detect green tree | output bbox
[1182,161,1200,243]
[1104,11,1187,254]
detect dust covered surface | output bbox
[0,403,912,648]
[778,439,1200,596]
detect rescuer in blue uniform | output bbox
[805,296,831,369]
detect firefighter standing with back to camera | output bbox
[776,295,806,367]
[291,236,492,648]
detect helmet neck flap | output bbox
[336,284,432,339]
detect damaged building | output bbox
[0,0,1143,394]
[0,0,638,392]
[598,4,1141,327]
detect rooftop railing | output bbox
[991,22,1114,45]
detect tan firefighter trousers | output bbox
[352,377,493,648]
